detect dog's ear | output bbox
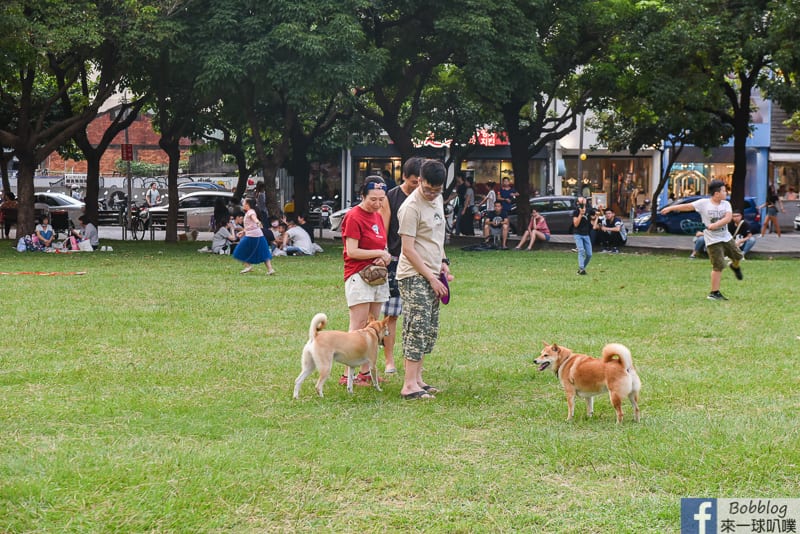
[367,313,375,322]
[552,343,559,352]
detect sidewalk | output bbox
[450,231,800,258]
[445,231,800,258]
[96,226,800,258]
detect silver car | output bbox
[147,191,235,231]
[34,192,85,229]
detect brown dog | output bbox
[534,342,641,423]
[293,313,390,398]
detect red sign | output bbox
[413,129,510,148]
[121,143,133,161]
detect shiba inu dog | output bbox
[293,313,390,398]
[534,342,641,423]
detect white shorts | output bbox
[345,273,390,308]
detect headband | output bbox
[365,181,386,191]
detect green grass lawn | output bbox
[1,240,798,533]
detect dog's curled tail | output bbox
[309,313,327,340]
[602,343,634,371]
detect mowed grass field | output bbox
[1,239,798,533]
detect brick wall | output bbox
[43,107,192,176]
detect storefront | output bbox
[460,145,548,199]
[561,152,653,216]
[664,144,766,207]
[344,131,548,207]
[668,147,736,198]
[344,144,445,207]
[769,156,800,199]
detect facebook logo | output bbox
[681,499,717,534]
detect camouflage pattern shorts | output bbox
[398,274,440,362]
[708,238,743,271]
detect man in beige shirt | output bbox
[396,159,452,400]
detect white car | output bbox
[34,192,85,229]
[794,212,800,231]
[147,191,236,231]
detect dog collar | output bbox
[555,353,573,380]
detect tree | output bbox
[70,98,147,225]
[589,0,733,230]
[0,0,141,235]
[188,0,376,217]
[353,1,462,161]
[420,64,501,198]
[664,0,800,210]
[458,0,629,231]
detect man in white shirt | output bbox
[660,179,743,301]
[282,218,314,255]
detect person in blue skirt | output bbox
[233,197,275,275]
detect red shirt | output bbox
[341,205,387,280]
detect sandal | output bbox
[355,372,385,385]
[421,385,440,394]
[240,265,253,274]
[401,390,435,400]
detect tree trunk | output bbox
[502,101,532,232]
[231,146,250,202]
[288,135,312,216]
[382,124,415,162]
[13,148,37,237]
[83,155,101,225]
[246,106,286,219]
[158,136,182,243]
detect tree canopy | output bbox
[3,0,800,237]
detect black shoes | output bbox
[729,263,743,280]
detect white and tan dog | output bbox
[293,313,390,398]
[534,342,641,423]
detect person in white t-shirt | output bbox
[282,218,314,255]
[660,179,743,301]
[211,221,237,254]
[145,183,161,207]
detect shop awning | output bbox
[673,146,734,163]
[768,152,800,162]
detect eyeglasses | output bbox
[421,185,443,196]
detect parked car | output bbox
[177,181,227,196]
[147,191,236,231]
[34,192,85,229]
[632,195,761,234]
[794,212,800,231]
[507,195,580,234]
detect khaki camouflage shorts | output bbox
[707,239,743,271]
[398,274,440,362]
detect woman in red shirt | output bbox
[340,176,392,384]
